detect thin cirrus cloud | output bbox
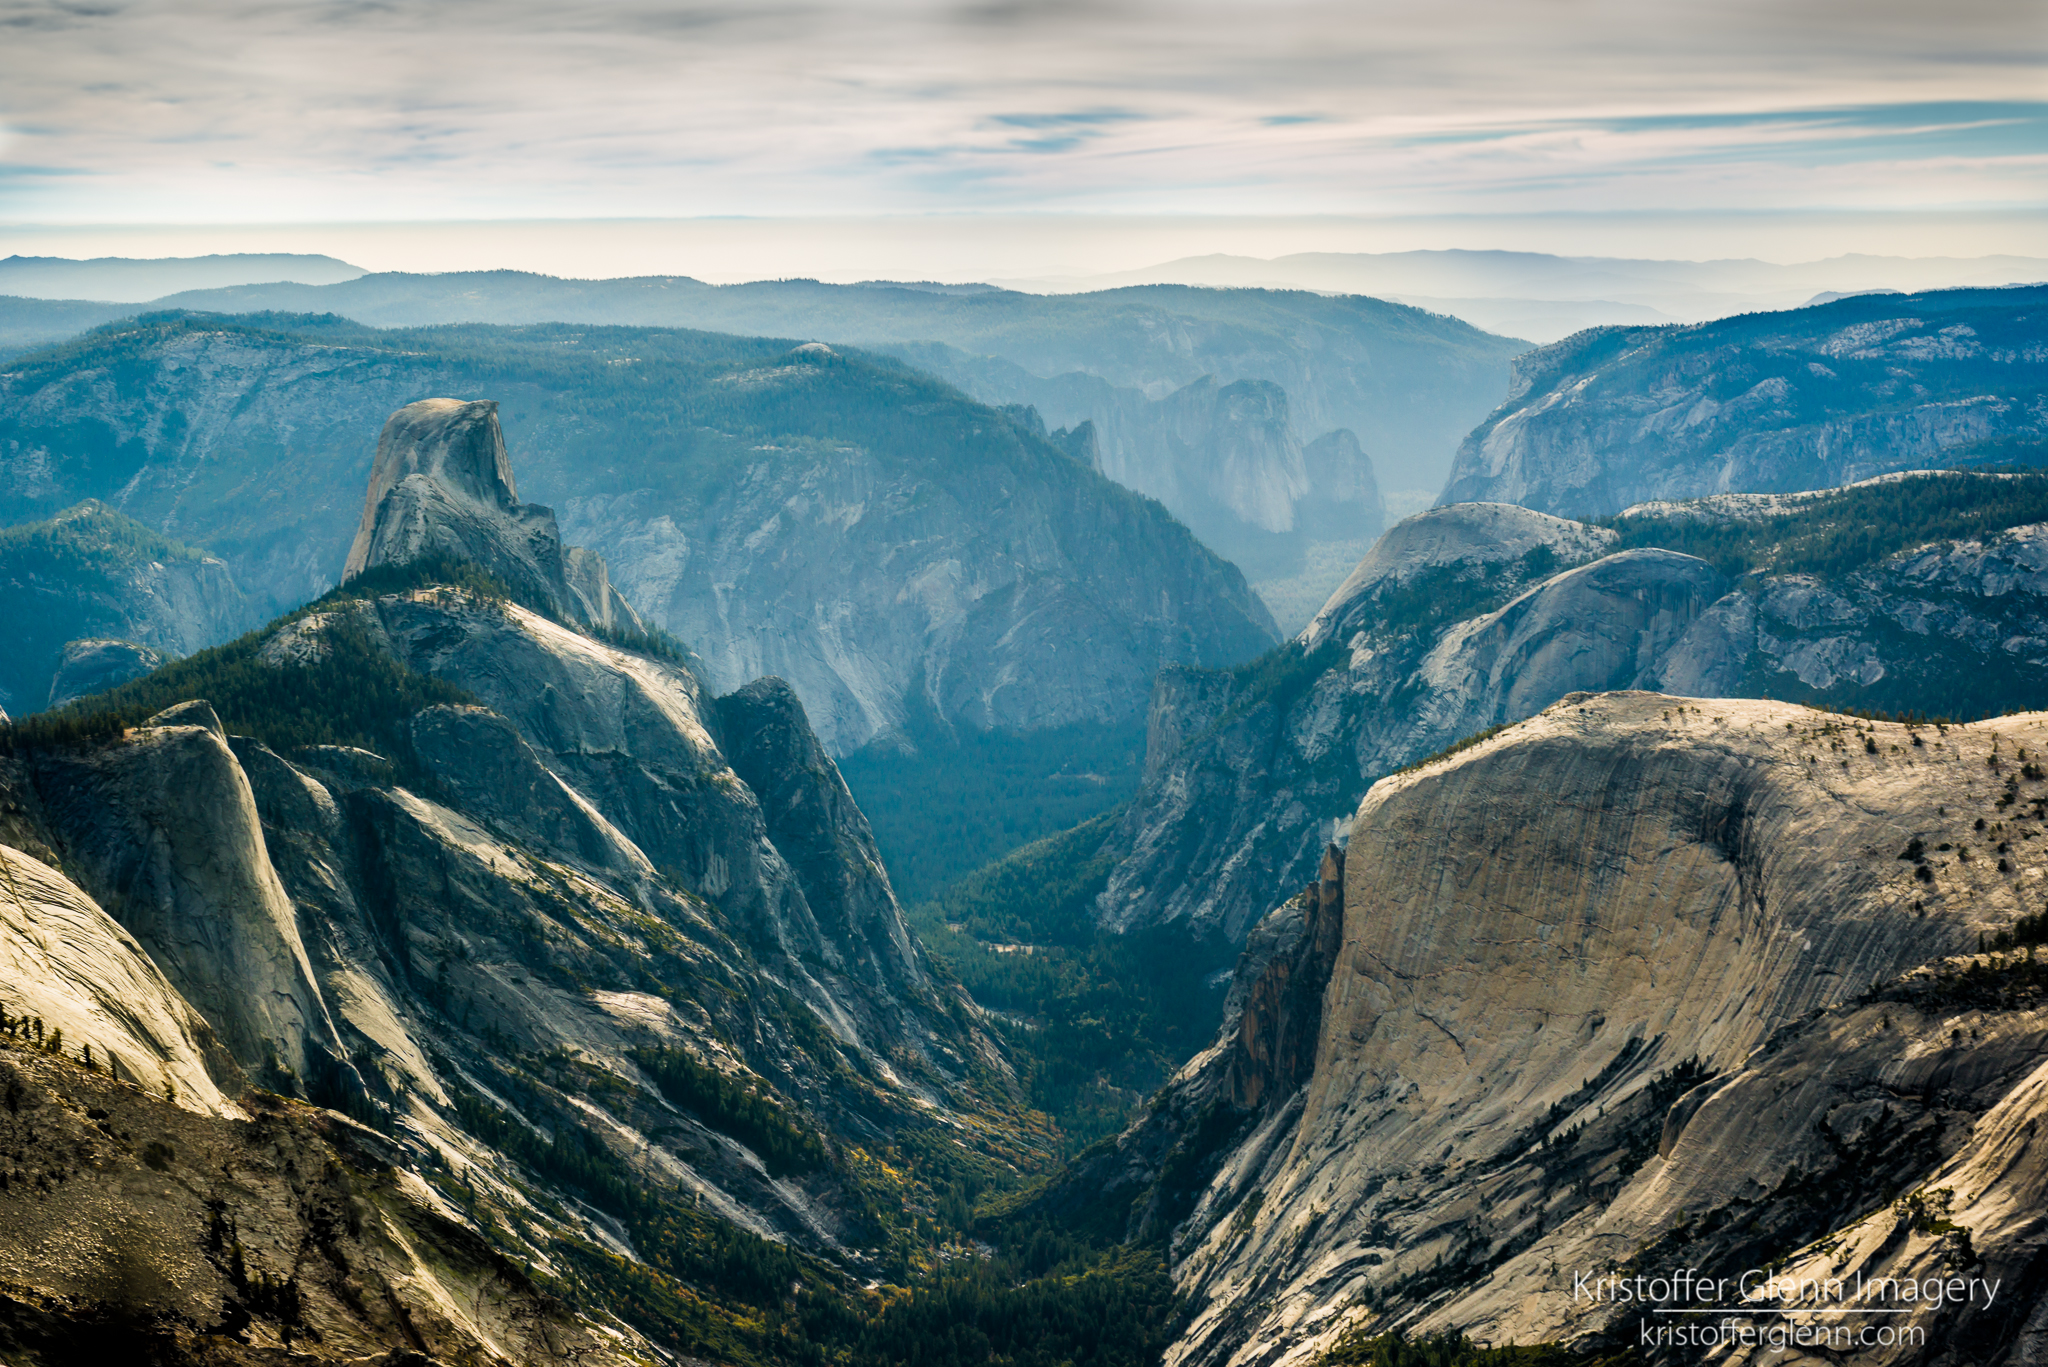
[0,0,2041,222]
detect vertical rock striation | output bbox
[1152,695,2048,1367]
[29,701,347,1086]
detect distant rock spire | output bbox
[343,398,643,631]
[344,399,521,573]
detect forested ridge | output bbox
[0,309,1214,535]
[0,566,1189,1367]
[1609,470,2048,581]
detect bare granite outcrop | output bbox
[1077,694,2048,1367]
[342,397,641,630]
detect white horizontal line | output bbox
[1649,1308,1916,1315]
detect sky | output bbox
[0,0,2043,271]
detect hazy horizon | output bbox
[1,210,2044,290]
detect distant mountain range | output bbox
[0,252,364,301]
[997,248,2048,340]
[0,267,1528,628]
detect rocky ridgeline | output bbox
[1050,694,2048,1366]
[1094,481,2048,943]
[1438,284,2048,519]
[0,399,1034,1361]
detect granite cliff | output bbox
[1438,285,2048,519]
[1071,693,2048,1367]
[883,343,1388,627]
[342,397,640,630]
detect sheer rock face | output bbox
[1403,548,1729,740]
[1160,695,2048,1367]
[363,594,938,1045]
[343,398,639,630]
[0,758,641,1365]
[341,409,932,1031]
[1436,285,2048,519]
[1224,844,1343,1112]
[0,841,241,1114]
[563,430,1278,755]
[1145,666,1242,783]
[28,703,346,1086]
[1159,377,1309,537]
[345,397,522,539]
[1296,429,1384,544]
[408,702,650,878]
[1657,518,2048,699]
[1097,518,1716,942]
[712,676,926,1002]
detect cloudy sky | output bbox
[0,0,2042,265]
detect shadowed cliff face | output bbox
[344,397,521,552]
[1153,694,2048,1367]
[1225,844,1343,1113]
[30,703,347,1088]
[1437,285,2048,519]
[713,676,927,1003]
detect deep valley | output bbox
[0,277,2046,1367]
